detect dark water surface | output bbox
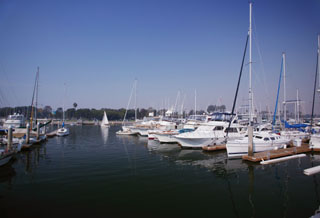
[1,125,320,218]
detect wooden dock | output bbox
[202,144,226,151]
[46,130,57,138]
[21,137,47,150]
[242,144,312,162]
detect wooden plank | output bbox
[242,144,311,162]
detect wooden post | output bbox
[37,123,40,140]
[26,123,30,144]
[248,126,253,156]
[7,126,12,150]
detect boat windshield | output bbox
[210,112,235,122]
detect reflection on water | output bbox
[0,159,16,187]
[1,125,320,218]
[100,127,109,144]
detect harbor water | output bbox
[1,125,320,218]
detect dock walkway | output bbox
[242,144,312,162]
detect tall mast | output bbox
[35,67,39,124]
[249,2,253,125]
[194,89,197,117]
[318,35,320,92]
[311,35,320,128]
[296,89,300,123]
[134,79,137,121]
[283,53,286,122]
[62,83,67,122]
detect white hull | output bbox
[154,133,178,143]
[226,139,288,158]
[175,137,217,148]
[116,130,137,135]
[280,130,309,141]
[132,128,149,137]
[57,127,69,137]
[310,134,320,149]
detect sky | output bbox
[0,0,319,114]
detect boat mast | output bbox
[30,67,39,129]
[248,2,254,156]
[283,53,286,122]
[296,89,300,123]
[63,83,66,122]
[249,2,253,125]
[318,35,320,93]
[311,35,320,129]
[35,67,39,125]
[194,89,197,117]
[134,79,137,121]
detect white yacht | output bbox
[147,120,177,140]
[3,113,26,128]
[153,128,194,143]
[174,113,245,149]
[226,132,290,158]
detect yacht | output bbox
[174,112,245,149]
[3,113,26,128]
[226,132,290,158]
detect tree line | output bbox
[0,104,228,121]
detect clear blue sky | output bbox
[0,0,319,114]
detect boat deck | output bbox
[242,143,312,162]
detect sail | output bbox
[101,111,109,126]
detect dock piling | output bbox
[26,123,30,144]
[37,123,40,140]
[248,126,253,156]
[7,126,12,150]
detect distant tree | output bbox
[55,107,63,119]
[207,105,216,113]
[73,102,78,110]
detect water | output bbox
[1,125,320,218]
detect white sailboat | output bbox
[57,84,69,137]
[100,111,110,127]
[226,2,290,158]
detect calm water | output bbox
[1,125,320,218]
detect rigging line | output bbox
[252,13,271,105]
[122,80,135,125]
[272,57,284,129]
[226,33,249,137]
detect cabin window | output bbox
[264,137,270,141]
[214,126,224,131]
[255,136,263,139]
[225,127,238,133]
[270,137,275,140]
